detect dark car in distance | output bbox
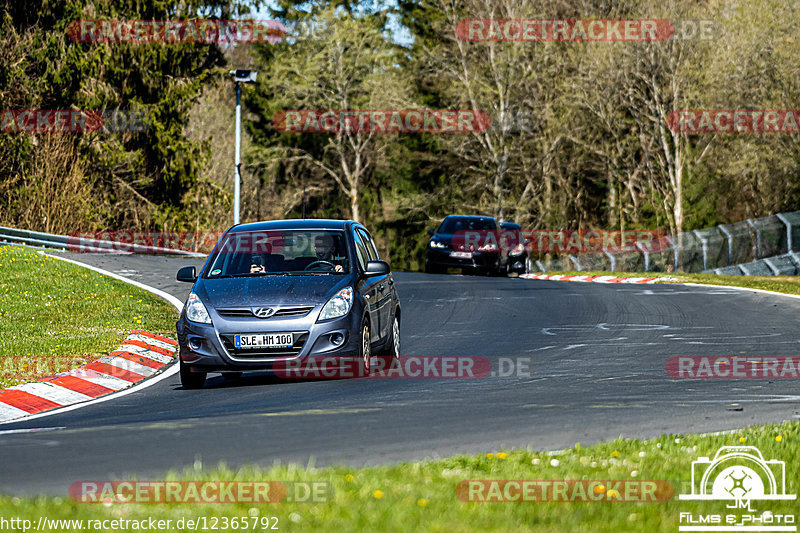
[424,215,506,276]
[500,222,530,276]
[175,219,401,389]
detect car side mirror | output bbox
[365,260,390,276]
[177,266,198,283]
[427,228,435,236]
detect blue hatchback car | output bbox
[175,219,401,388]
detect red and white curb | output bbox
[520,273,678,284]
[0,330,177,423]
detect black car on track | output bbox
[500,222,530,276]
[175,219,401,389]
[424,215,506,276]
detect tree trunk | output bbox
[350,185,359,222]
[673,163,683,237]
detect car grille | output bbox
[219,332,309,359]
[216,306,315,319]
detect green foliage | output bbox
[4,0,800,272]
[0,0,251,231]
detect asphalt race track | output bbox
[1,252,800,494]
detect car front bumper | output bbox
[176,310,361,372]
[507,253,527,274]
[425,249,501,272]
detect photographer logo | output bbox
[678,446,795,531]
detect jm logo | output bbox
[680,446,794,504]
[678,446,796,531]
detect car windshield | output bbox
[438,217,496,234]
[500,229,522,247]
[205,230,349,277]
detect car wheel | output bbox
[221,372,242,381]
[378,314,401,360]
[180,358,206,389]
[425,262,442,274]
[507,261,519,277]
[388,315,400,359]
[359,320,371,376]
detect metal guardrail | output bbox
[704,252,800,276]
[0,226,205,256]
[533,210,800,276]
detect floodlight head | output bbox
[229,69,258,83]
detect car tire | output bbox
[377,314,400,361]
[221,372,242,381]
[425,262,442,274]
[180,358,206,389]
[358,319,372,376]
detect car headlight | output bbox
[429,240,446,249]
[478,243,498,252]
[510,243,525,254]
[185,292,212,324]
[318,286,353,321]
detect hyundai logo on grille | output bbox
[252,307,276,318]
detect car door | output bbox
[353,230,381,344]
[358,228,392,340]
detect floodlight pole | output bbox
[233,81,242,225]
[229,69,256,225]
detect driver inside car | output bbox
[314,234,344,272]
[250,253,267,274]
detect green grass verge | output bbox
[1,249,798,531]
[0,422,796,531]
[0,244,178,388]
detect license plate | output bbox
[234,333,294,349]
[450,251,473,259]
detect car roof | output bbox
[229,219,353,233]
[442,214,496,221]
[500,222,522,230]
